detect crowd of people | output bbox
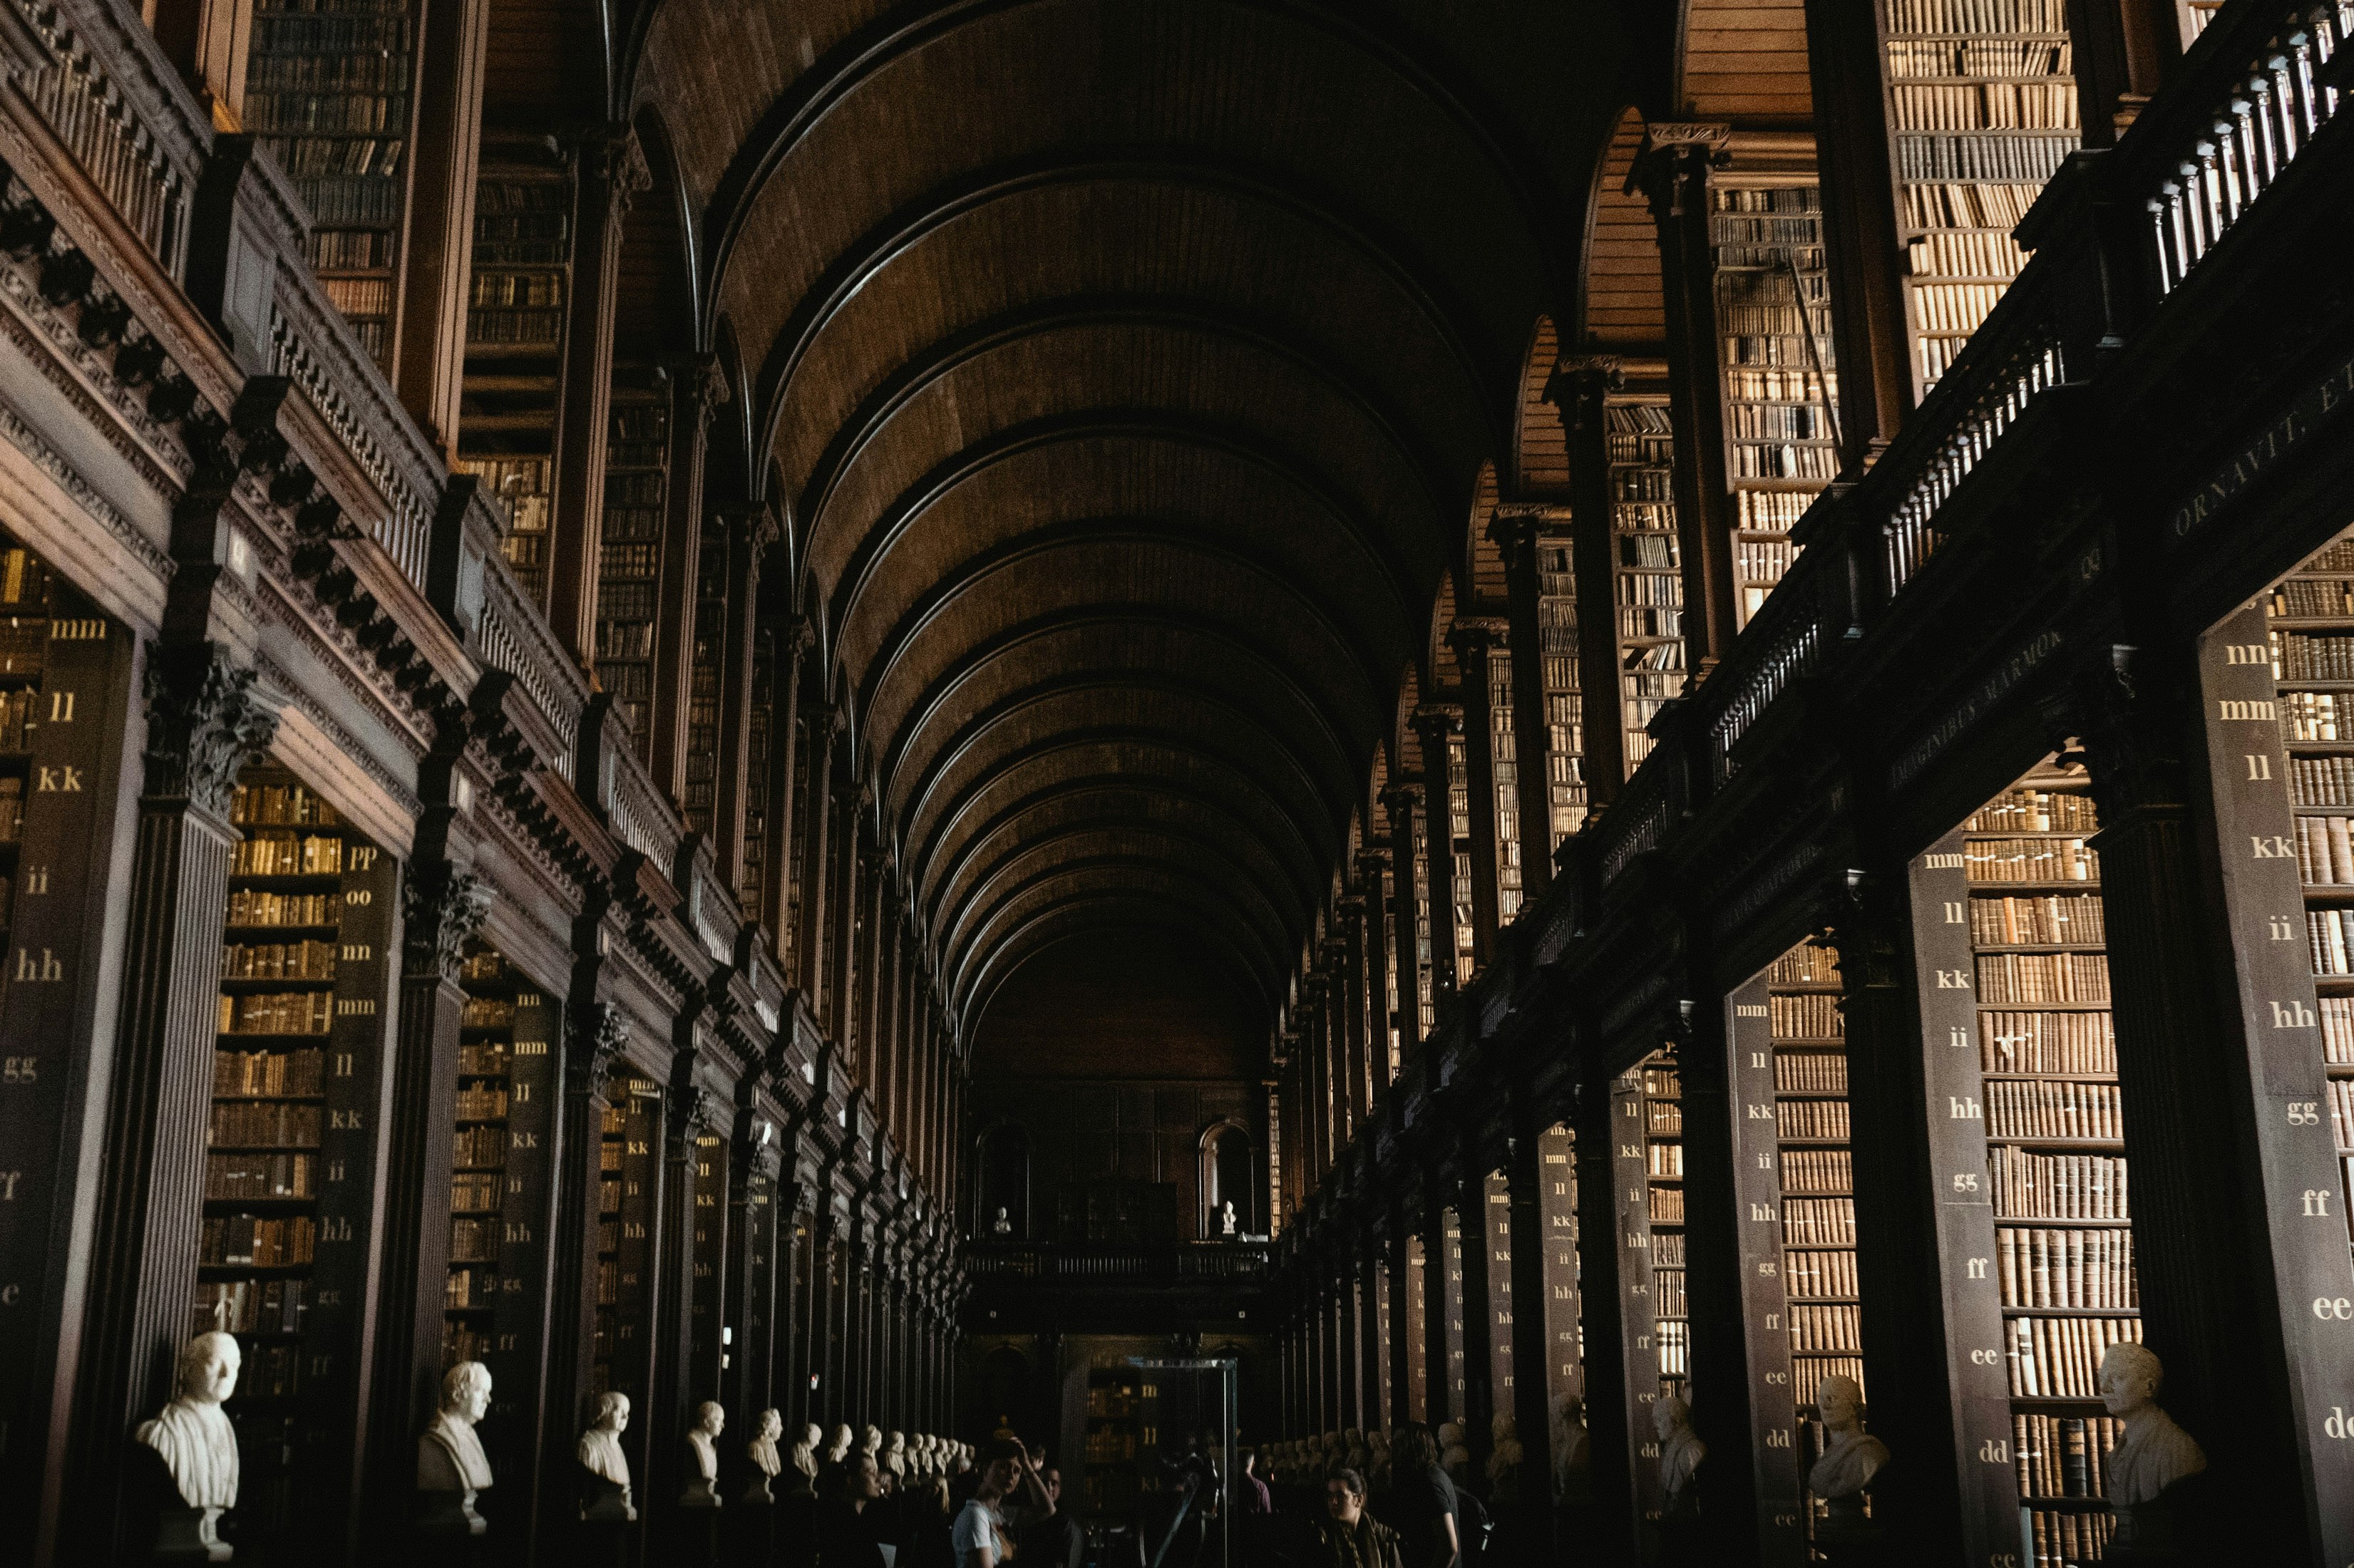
[771,1424,1084,1568]
[1232,1403,1594,1568]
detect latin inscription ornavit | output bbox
[2171,346,2354,540]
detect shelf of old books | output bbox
[1486,647,1524,923]
[1880,0,2082,397]
[684,520,724,837]
[742,628,774,909]
[1444,732,1476,987]
[1762,939,1865,1544]
[444,939,556,1448]
[1963,771,2134,1567]
[1642,1055,1688,1398]
[457,152,572,608]
[2264,538,2354,1266]
[1410,803,1437,1041]
[1605,396,1683,773]
[202,765,395,1544]
[1082,1359,1150,1515]
[0,534,133,1490]
[1710,177,1839,626]
[1536,534,1588,847]
[242,0,416,371]
[596,385,669,758]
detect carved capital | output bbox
[580,125,652,218]
[403,864,490,982]
[143,645,280,815]
[1445,617,1508,659]
[1409,703,1464,740]
[1377,780,1424,813]
[668,353,730,422]
[786,615,820,659]
[575,1001,630,1100]
[1630,124,1729,222]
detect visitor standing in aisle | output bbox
[1381,1425,1459,1568]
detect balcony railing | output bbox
[965,1240,1273,1283]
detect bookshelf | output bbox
[1766,939,1865,1550]
[1605,398,1683,774]
[1444,1206,1468,1414]
[457,153,572,609]
[1963,773,2132,1567]
[1411,805,1436,1040]
[1081,1361,1150,1516]
[444,942,556,1454]
[0,535,131,1481]
[1606,1064,1666,1540]
[1483,1172,1515,1414]
[594,1070,662,1439]
[203,766,395,1547]
[689,1128,727,1403]
[2263,539,2354,1269]
[1487,651,1523,922]
[242,0,416,372]
[1641,1056,1688,1400]
[1537,537,1588,846]
[684,522,724,837]
[1444,733,1475,985]
[1404,1232,1429,1421]
[1881,0,2081,396]
[1538,1125,1582,1408]
[1710,180,1838,626]
[742,628,773,909]
[596,386,668,758]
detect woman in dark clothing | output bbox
[1379,1425,1460,1568]
[815,1453,894,1567]
[1317,1469,1404,1568]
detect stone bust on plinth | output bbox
[578,1391,636,1521]
[1654,1395,1705,1522]
[681,1401,724,1507]
[2101,1342,2206,1558]
[744,1408,784,1504]
[136,1331,242,1562]
[1808,1375,1888,1553]
[787,1422,821,1494]
[418,1361,494,1537]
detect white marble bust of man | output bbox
[2102,1341,2206,1549]
[1653,1395,1705,1514]
[793,1422,822,1485]
[749,1409,784,1479]
[1807,1375,1887,1502]
[827,1423,854,1464]
[579,1390,634,1517]
[682,1401,724,1507]
[421,1361,495,1492]
[138,1329,242,1552]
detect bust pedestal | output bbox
[151,1505,232,1564]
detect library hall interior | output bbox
[2,0,2353,1564]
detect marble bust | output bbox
[826,1423,854,1465]
[992,1206,1012,1235]
[744,1408,783,1503]
[1552,1393,1593,1507]
[578,1391,636,1522]
[418,1361,495,1537]
[1653,1396,1705,1523]
[860,1423,883,1465]
[682,1401,725,1507]
[790,1422,821,1491]
[137,1331,242,1561]
[1220,1200,1238,1236]
[885,1430,906,1481]
[2101,1342,2206,1556]
[1808,1375,1888,1547]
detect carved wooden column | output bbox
[1356,850,1393,1094]
[1408,709,1466,1000]
[1358,1241,1386,1432]
[1490,506,1566,900]
[364,841,490,1538]
[1386,1212,1414,1423]
[649,1072,717,1522]
[758,619,816,956]
[538,1001,627,1542]
[713,506,778,892]
[1799,0,1913,466]
[1330,924,1367,1145]
[1571,1073,1640,1564]
[1504,1130,1560,1563]
[393,0,490,455]
[1379,784,1426,1058]
[1631,123,1739,673]
[793,703,839,996]
[1419,1191,1453,1427]
[1454,1165,1496,1473]
[651,358,728,800]
[1670,997,1768,1564]
[826,793,868,1055]
[1449,620,1509,959]
[546,127,648,668]
[66,648,278,1552]
[1550,356,1631,798]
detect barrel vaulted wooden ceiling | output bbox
[504,0,1638,1046]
